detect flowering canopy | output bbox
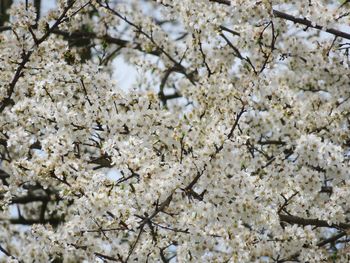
[0,0,350,262]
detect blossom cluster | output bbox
[0,0,349,262]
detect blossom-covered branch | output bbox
[210,0,350,40]
[0,0,350,262]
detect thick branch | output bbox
[209,0,230,5]
[52,29,161,55]
[273,10,350,40]
[279,214,350,229]
[9,217,62,226]
[209,0,350,40]
[11,194,56,204]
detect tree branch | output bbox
[317,231,347,247]
[0,0,79,113]
[273,10,350,40]
[209,0,350,40]
[279,214,350,230]
[11,194,54,204]
[0,244,11,257]
[9,217,62,226]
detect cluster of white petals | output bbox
[0,0,350,262]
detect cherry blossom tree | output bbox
[0,0,350,262]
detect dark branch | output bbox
[0,244,11,257]
[0,0,79,113]
[209,0,350,40]
[273,10,350,40]
[11,194,54,204]
[317,231,347,247]
[279,214,350,229]
[9,217,62,226]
